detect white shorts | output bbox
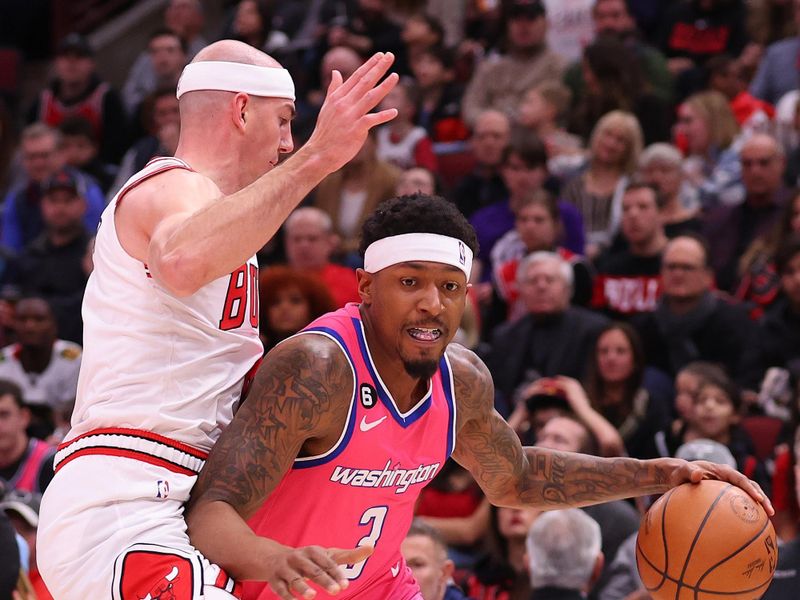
[37,429,240,599]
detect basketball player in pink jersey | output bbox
[186,194,773,600]
[36,40,398,599]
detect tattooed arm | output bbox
[447,345,773,512]
[186,335,371,599]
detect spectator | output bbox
[0,380,55,495]
[592,182,667,319]
[0,510,19,600]
[747,0,797,46]
[122,29,188,121]
[12,169,92,344]
[750,234,800,385]
[535,414,638,599]
[450,109,510,219]
[583,322,672,459]
[396,167,438,196]
[659,361,720,454]
[312,131,400,264]
[736,189,800,318]
[676,90,745,208]
[375,80,438,172]
[122,0,207,118]
[401,519,470,600]
[323,0,406,70]
[525,509,604,600]
[633,235,756,379]
[58,117,117,194]
[491,189,593,321]
[226,0,274,50]
[110,86,181,197]
[283,207,360,309]
[467,505,540,600]
[485,251,608,416]
[568,35,672,145]
[27,33,129,164]
[257,266,336,354]
[461,0,565,126]
[563,0,673,104]
[638,143,702,238]
[706,54,774,129]
[658,0,748,98]
[3,124,105,254]
[401,13,445,67]
[750,0,800,105]
[0,490,52,599]
[410,45,470,154]
[0,297,81,427]
[517,80,582,159]
[703,133,790,292]
[560,111,643,260]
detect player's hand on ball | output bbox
[266,544,373,599]
[669,458,774,516]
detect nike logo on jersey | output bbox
[359,415,387,432]
[391,562,401,577]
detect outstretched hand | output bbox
[305,52,399,175]
[264,544,373,599]
[668,458,774,516]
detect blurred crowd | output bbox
[5,0,800,598]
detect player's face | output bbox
[400,535,449,600]
[596,328,634,384]
[360,261,467,380]
[692,384,737,442]
[245,97,294,184]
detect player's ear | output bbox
[232,93,249,132]
[357,269,373,305]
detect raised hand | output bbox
[304,52,399,175]
[264,544,373,599]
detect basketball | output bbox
[636,480,777,600]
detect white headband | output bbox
[364,233,473,279]
[176,61,296,100]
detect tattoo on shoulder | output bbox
[190,336,352,517]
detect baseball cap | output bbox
[675,439,737,469]
[0,490,41,528]
[57,33,94,57]
[507,0,546,19]
[524,379,570,413]
[41,168,80,196]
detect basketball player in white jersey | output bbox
[36,40,396,599]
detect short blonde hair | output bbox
[590,110,643,174]
[684,91,740,150]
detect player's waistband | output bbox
[55,427,209,476]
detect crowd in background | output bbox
[4,0,800,598]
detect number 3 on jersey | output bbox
[342,506,388,580]
[219,264,258,330]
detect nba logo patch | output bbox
[458,241,466,265]
[156,480,170,499]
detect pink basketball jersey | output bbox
[245,304,457,600]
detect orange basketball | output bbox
[636,480,777,600]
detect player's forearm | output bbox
[514,448,681,508]
[186,499,288,581]
[153,145,330,294]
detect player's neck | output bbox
[174,141,244,194]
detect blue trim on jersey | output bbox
[350,317,433,428]
[439,354,457,460]
[293,327,358,469]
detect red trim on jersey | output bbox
[58,427,209,459]
[54,447,198,476]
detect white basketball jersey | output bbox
[68,157,263,451]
